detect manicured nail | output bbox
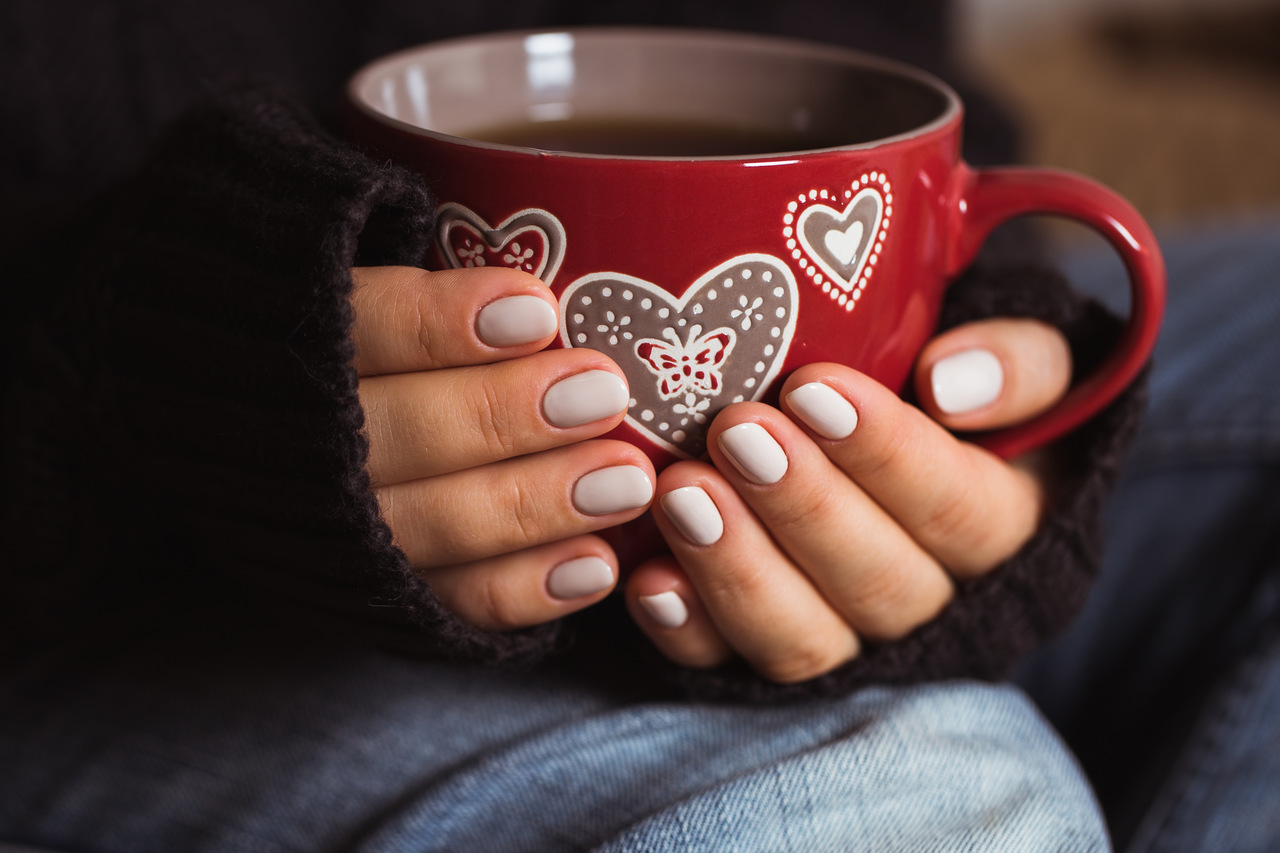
[786,382,858,440]
[547,556,615,600]
[660,486,724,546]
[572,465,654,515]
[476,295,559,347]
[717,423,788,485]
[544,370,630,427]
[931,348,1004,415]
[638,590,689,629]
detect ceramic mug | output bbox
[344,27,1164,469]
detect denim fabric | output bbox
[1018,213,1280,850]
[1128,629,1280,853]
[0,629,1106,852]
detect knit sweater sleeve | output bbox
[2,88,1146,700]
[643,265,1148,702]
[0,88,563,666]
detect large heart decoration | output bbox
[785,172,892,313]
[561,254,798,459]
[436,202,566,284]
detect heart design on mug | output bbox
[561,254,799,459]
[785,172,892,313]
[436,202,566,284]
[824,220,865,266]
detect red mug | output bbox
[344,28,1165,469]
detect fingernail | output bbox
[544,370,630,427]
[717,423,788,485]
[931,348,1004,414]
[476,295,559,347]
[547,556,615,600]
[786,382,858,440]
[638,590,689,629]
[572,465,654,515]
[660,486,724,546]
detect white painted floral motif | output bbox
[596,310,633,346]
[455,238,488,266]
[502,242,535,267]
[731,295,766,330]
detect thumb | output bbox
[913,318,1072,433]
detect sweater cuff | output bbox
[2,88,562,666]
[652,263,1149,702]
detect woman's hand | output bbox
[352,266,654,632]
[625,318,1073,683]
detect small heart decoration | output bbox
[823,220,865,266]
[436,203,566,284]
[561,254,799,459]
[785,172,892,313]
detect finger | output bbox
[377,439,655,569]
[704,410,955,641]
[913,318,1072,432]
[424,535,618,631]
[624,557,734,670]
[360,348,629,484]
[649,461,862,683]
[782,365,1045,577]
[351,266,560,375]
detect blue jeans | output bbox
[0,629,1103,852]
[1018,213,1280,852]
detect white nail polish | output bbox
[476,295,559,347]
[639,591,689,629]
[572,466,654,515]
[660,486,724,546]
[717,423,788,485]
[547,556,615,600]
[543,370,630,428]
[786,383,858,440]
[931,348,1004,415]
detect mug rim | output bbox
[345,26,964,162]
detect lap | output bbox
[0,623,1106,852]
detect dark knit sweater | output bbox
[0,1,1145,702]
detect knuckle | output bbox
[917,465,1035,570]
[837,564,920,639]
[695,557,776,611]
[761,478,838,537]
[400,484,491,567]
[468,571,526,632]
[757,639,852,684]
[507,475,550,547]
[464,372,523,460]
[397,272,447,366]
[917,480,987,550]
[853,420,916,481]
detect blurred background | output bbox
[956,0,1280,247]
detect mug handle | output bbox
[944,163,1167,459]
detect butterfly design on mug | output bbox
[636,325,737,404]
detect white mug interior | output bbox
[347,28,959,158]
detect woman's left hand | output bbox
[625,318,1073,683]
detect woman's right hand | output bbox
[351,266,655,631]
